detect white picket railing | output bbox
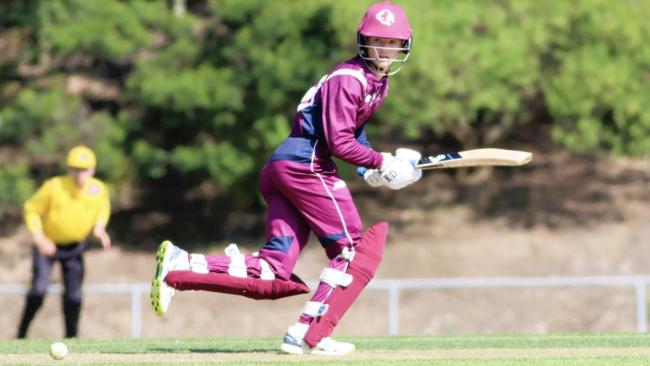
[1,283,150,338]
[2,275,648,338]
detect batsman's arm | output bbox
[320,75,382,168]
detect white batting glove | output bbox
[363,169,384,187]
[395,147,423,183]
[379,152,421,190]
[395,148,422,166]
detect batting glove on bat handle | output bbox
[395,148,422,165]
[357,147,421,177]
[357,167,384,187]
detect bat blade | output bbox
[416,148,532,170]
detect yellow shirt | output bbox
[24,175,111,245]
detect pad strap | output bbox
[319,268,353,288]
[338,247,355,261]
[189,254,208,274]
[258,258,275,280]
[302,301,329,317]
[225,243,247,278]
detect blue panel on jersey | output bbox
[299,105,323,138]
[318,232,348,247]
[271,137,318,163]
[263,236,294,254]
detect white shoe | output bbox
[280,323,355,356]
[307,337,355,356]
[280,326,305,355]
[150,240,189,316]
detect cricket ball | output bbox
[49,342,68,360]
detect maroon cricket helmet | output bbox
[357,1,413,75]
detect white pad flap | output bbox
[189,254,209,274]
[320,268,353,288]
[258,258,275,281]
[224,243,241,256]
[302,301,329,317]
[225,243,247,278]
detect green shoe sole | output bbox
[150,241,172,316]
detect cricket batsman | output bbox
[150,1,420,355]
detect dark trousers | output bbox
[16,242,87,338]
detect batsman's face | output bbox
[366,37,403,72]
[68,167,95,187]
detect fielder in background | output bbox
[151,1,420,355]
[16,145,112,339]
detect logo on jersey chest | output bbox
[365,92,381,105]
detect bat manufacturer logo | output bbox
[375,9,395,26]
[428,154,447,163]
[432,153,457,162]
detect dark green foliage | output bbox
[122,0,347,208]
[0,88,130,182]
[38,0,155,59]
[0,163,33,220]
[0,0,39,28]
[544,0,650,155]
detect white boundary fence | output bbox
[1,283,150,338]
[1,275,649,338]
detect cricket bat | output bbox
[416,148,532,170]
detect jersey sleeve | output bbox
[320,76,383,169]
[23,179,52,233]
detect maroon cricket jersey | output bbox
[271,57,386,169]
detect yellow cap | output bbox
[66,145,96,169]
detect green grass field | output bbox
[3,333,650,365]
